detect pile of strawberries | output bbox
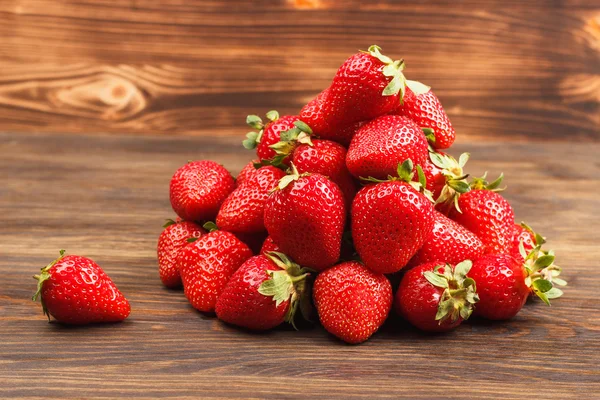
[32,46,565,344]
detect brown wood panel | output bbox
[0,1,598,140]
[0,131,599,398]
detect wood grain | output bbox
[0,131,599,399]
[0,1,599,141]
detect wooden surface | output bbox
[0,0,599,142]
[1,131,599,399]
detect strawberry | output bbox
[313,261,392,344]
[242,111,301,164]
[157,219,206,288]
[346,115,428,180]
[264,166,346,271]
[260,236,281,255]
[215,252,311,331]
[352,160,435,274]
[178,228,253,312]
[422,150,470,208]
[395,261,478,332]
[236,159,259,187]
[216,166,286,234]
[409,211,485,267]
[510,222,541,263]
[448,175,514,255]
[300,45,408,140]
[170,160,235,222]
[32,250,130,324]
[394,80,455,149]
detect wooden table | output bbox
[1,132,599,399]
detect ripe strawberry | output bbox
[300,45,408,140]
[395,261,478,332]
[352,160,435,274]
[236,160,259,187]
[394,80,455,149]
[157,219,206,288]
[32,250,130,324]
[346,115,428,180]
[409,211,485,267]
[178,229,252,312]
[216,166,286,234]
[260,236,281,255]
[264,166,346,271]
[170,160,235,222]
[242,111,301,164]
[421,151,470,207]
[448,176,514,255]
[510,222,541,263]
[215,252,311,330]
[313,261,392,344]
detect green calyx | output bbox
[470,172,506,192]
[364,45,408,101]
[360,159,434,202]
[431,151,471,213]
[259,120,314,168]
[202,221,218,233]
[423,260,479,324]
[522,237,566,305]
[271,163,309,192]
[242,110,280,150]
[258,252,313,329]
[163,219,177,228]
[32,249,66,321]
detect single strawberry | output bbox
[32,250,130,324]
[409,211,485,267]
[313,261,392,344]
[346,115,429,180]
[510,222,542,263]
[157,219,206,288]
[264,166,346,271]
[394,80,455,149]
[301,45,408,140]
[395,261,478,332]
[421,150,470,207]
[448,174,514,254]
[170,160,235,222]
[215,252,311,331]
[216,166,286,235]
[352,160,435,274]
[242,111,301,164]
[236,159,260,188]
[178,227,253,312]
[260,236,281,255]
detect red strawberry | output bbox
[178,229,252,312]
[301,45,407,140]
[448,176,514,255]
[264,167,346,271]
[215,252,310,330]
[409,211,485,267]
[242,111,300,164]
[346,115,428,180]
[236,159,259,187]
[395,261,478,332]
[510,222,541,263]
[313,261,392,344]
[216,166,285,234]
[157,219,206,288]
[170,160,235,222]
[420,150,470,207]
[352,160,435,274]
[32,250,130,324]
[394,80,455,149]
[260,236,281,255]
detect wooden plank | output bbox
[0,131,599,398]
[0,1,598,140]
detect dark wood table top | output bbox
[1,132,599,399]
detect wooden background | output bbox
[0,0,598,141]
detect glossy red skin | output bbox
[409,212,485,267]
[217,166,286,234]
[395,262,462,332]
[260,236,281,255]
[264,174,346,271]
[236,160,259,188]
[313,261,392,344]
[346,115,429,180]
[420,153,447,201]
[157,220,206,288]
[293,139,357,210]
[510,224,537,263]
[468,254,529,320]
[256,115,300,163]
[215,255,289,330]
[394,86,455,149]
[352,181,435,274]
[170,160,235,222]
[449,190,515,255]
[39,255,130,324]
[178,231,253,312]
